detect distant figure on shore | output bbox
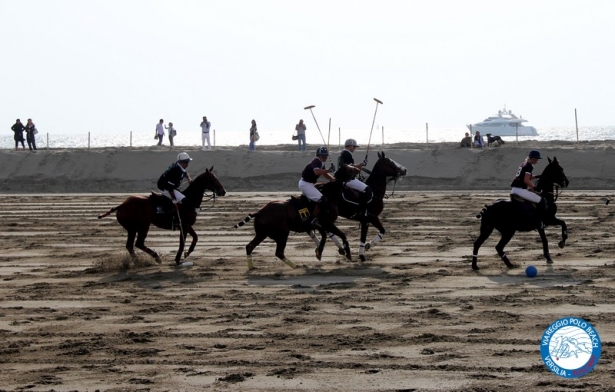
[460,132,472,148]
[249,119,258,151]
[11,119,25,150]
[473,131,485,148]
[165,122,176,147]
[25,119,37,152]
[155,119,165,146]
[295,119,307,151]
[200,116,211,150]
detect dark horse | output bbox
[320,152,407,261]
[472,157,569,271]
[233,165,355,270]
[98,168,226,265]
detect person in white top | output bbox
[155,119,165,146]
[200,116,211,150]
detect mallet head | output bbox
[304,105,316,110]
[373,98,383,104]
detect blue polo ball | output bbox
[525,265,538,278]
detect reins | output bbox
[360,167,400,199]
[198,192,218,211]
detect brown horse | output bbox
[98,167,226,265]
[233,165,355,270]
[320,152,407,261]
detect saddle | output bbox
[150,191,183,230]
[510,194,544,228]
[289,195,315,223]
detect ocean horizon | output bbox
[3,126,615,150]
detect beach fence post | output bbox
[426,123,429,148]
[338,127,341,150]
[214,129,216,149]
[46,133,49,150]
[88,132,90,149]
[515,123,518,147]
[382,126,384,145]
[130,131,132,147]
[575,108,579,143]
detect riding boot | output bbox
[311,199,323,228]
[354,188,373,218]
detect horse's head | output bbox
[372,152,407,178]
[192,166,227,197]
[539,156,569,189]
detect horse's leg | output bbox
[134,227,162,264]
[364,216,386,251]
[494,230,516,269]
[323,225,351,261]
[472,223,495,271]
[184,227,198,258]
[537,227,553,264]
[273,231,297,268]
[246,232,268,270]
[358,221,369,262]
[174,229,187,265]
[125,229,137,258]
[308,230,320,247]
[550,217,568,249]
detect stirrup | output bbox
[156,206,165,215]
[310,218,321,228]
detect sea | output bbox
[2,126,614,149]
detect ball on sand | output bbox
[525,265,538,278]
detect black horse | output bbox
[98,168,226,265]
[316,152,407,261]
[233,165,355,270]
[472,157,569,270]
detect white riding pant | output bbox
[298,179,322,202]
[511,187,541,203]
[346,178,368,192]
[159,189,186,203]
[202,132,211,149]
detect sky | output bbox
[1,0,614,144]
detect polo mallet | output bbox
[174,204,187,258]
[365,98,383,161]
[304,105,335,171]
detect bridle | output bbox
[360,164,404,199]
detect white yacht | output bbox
[467,107,538,137]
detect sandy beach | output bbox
[1,141,615,391]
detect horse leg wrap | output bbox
[283,257,297,269]
[369,233,384,247]
[328,233,344,250]
[247,255,255,270]
[359,242,366,257]
[309,231,320,246]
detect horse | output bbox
[321,152,407,261]
[98,167,226,265]
[233,165,355,270]
[472,157,569,271]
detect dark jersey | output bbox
[157,162,187,192]
[510,161,534,188]
[338,149,354,167]
[301,157,325,183]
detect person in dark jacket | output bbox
[25,119,37,152]
[298,146,335,226]
[157,152,193,211]
[11,119,25,150]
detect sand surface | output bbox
[1,188,614,391]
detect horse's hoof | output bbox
[155,257,162,264]
[558,241,565,249]
[546,259,554,264]
[359,255,366,262]
[315,249,322,261]
[365,243,371,251]
[338,248,345,256]
[471,263,479,271]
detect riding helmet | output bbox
[528,150,542,159]
[315,146,329,157]
[177,152,193,163]
[344,138,359,147]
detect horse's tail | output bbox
[98,206,119,219]
[234,213,255,229]
[476,204,489,219]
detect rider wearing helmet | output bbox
[157,152,193,207]
[338,139,372,215]
[299,146,335,227]
[511,150,545,208]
